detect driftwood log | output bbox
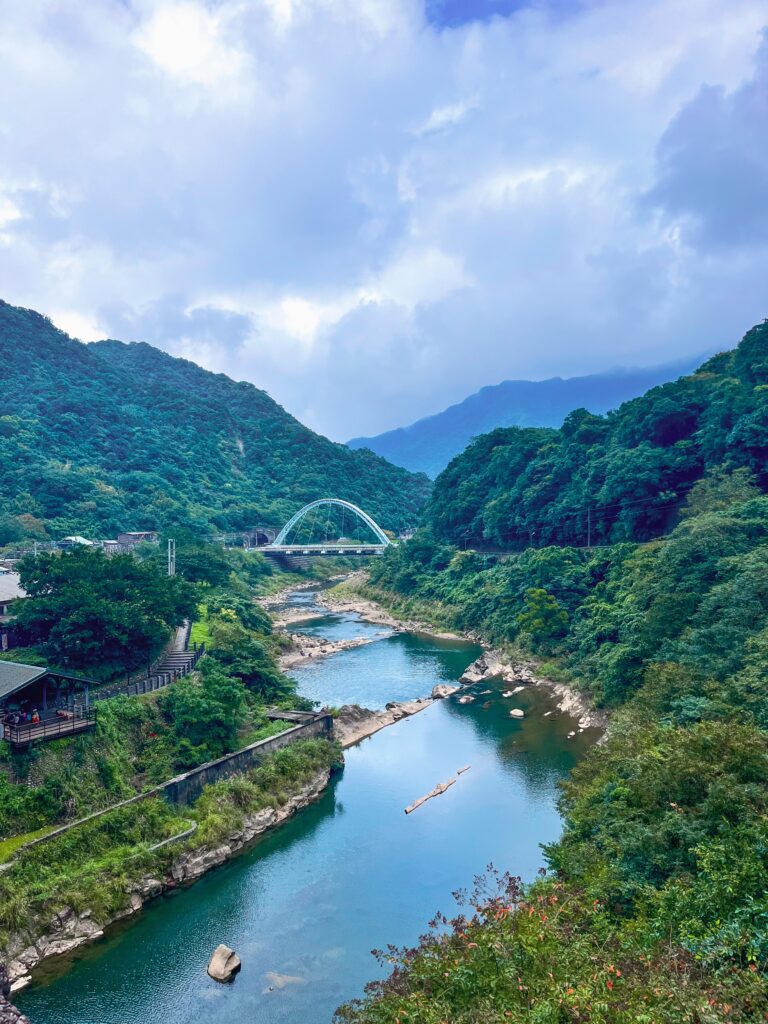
[405,766,471,814]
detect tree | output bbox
[159,660,247,766]
[516,588,569,645]
[680,467,759,519]
[13,547,197,677]
[207,611,294,701]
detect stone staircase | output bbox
[92,622,204,703]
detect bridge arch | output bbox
[271,499,392,548]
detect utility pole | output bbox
[167,538,176,577]
[587,508,592,549]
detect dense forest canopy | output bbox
[347,354,701,477]
[11,547,198,678]
[426,322,768,548]
[346,479,768,1017]
[0,300,430,542]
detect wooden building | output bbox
[116,531,159,546]
[0,662,97,749]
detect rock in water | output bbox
[208,944,242,983]
[509,709,525,719]
[0,963,30,1024]
[432,683,459,699]
[460,656,486,684]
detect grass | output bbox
[190,603,211,647]
[0,739,341,946]
[0,825,59,864]
[235,717,297,748]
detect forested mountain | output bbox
[0,300,430,541]
[347,356,701,477]
[426,323,768,548]
[344,323,768,1022]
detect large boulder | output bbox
[431,683,459,699]
[207,944,242,983]
[460,656,487,684]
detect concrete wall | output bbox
[161,713,334,805]
[10,713,334,860]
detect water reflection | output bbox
[18,590,592,1024]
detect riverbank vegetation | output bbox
[343,512,768,1017]
[0,545,309,838]
[339,323,768,1021]
[0,738,340,952]
[9,547,197,678]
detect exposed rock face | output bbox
[0,770,333,990]
[333,700,432,748]
[0,963,30,1024]
[170,771,331,884]
[460,652,536,685]
[207,944,241,982]
[4,908,106,991]
[431,683,460,699]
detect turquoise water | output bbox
[18,591,594,1024]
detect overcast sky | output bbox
[2,0,768,439]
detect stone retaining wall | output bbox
[7,713,334,864]
[161,713,333,805]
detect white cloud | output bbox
[134,2,247,86]
[50,310,105,342]
[1,0,768,439]
[415,97,477,135]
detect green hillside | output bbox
[425,322,768,548]
[0,300,430,540]
[339,323,768,1022]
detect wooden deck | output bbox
[3,709,97,748]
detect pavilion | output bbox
[0,662,97,749]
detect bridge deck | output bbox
[263,544,386,556]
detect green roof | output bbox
[0,662,47,702]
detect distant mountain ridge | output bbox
[0,300,430,541]
[348,357,705,477]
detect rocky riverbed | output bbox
[278,630,389,670]
[0,964,29,1024]
[333,684,460,748]
[313,576,607,733]
[313,576,464,640]
[458,651,606,731]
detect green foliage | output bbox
[204,611,294,701]
[0,546,302,834]
[0,738,339,946]
[425,324,768,548]
[337,871,764,1023]
[370,491,768,706]
[158,661,247,768]
[350,483,768,1017]
[0,299,430,540]
[11,547,198,677]
[516,588,569,646]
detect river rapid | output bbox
[18,587,596,1024]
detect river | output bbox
[17,588,595,1024]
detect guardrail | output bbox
[3,707,97,747]
[92,645,205,704]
